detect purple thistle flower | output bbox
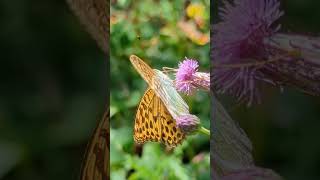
[176,58,210,95]
[213,0,320,105]
[176,114,200,134]
[176,58,199,95]
[212,0,284,105]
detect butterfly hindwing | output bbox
[134,88,185,147]
[80,109,109,180]
[159,103,185,147]
[134,88,162,143]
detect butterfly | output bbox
[129,55,192,147]
[80,108,109,180]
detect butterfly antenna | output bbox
[162,67,177,74]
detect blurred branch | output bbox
[211,95,283,179]
[67,0,109,54]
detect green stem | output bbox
[198,126,210,136]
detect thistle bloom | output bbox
[176,58,199,95]
[176,58,210,95]
[176,114,200,134]
[212,0,284,105]
[213,0,320,105]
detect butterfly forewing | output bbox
[80,109,109,180]
[153,69,189,119]
[134,88,185,147]
[129,55,155,85]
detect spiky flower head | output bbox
[213,0,320,105]
[176,58,210,95]
[176,58,199,95]
[212,0,284,105]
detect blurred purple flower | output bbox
[213,0,320,105]
[212,0,284,105]
[176,114,200,134]
[176,58,210,95]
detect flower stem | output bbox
[198,126,210,136]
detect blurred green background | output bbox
[0,0,107,179]
[110,0,210,179]
[213,0,320,179]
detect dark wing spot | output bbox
[142,103,147,109]
[167,120,173,125]
[177,133,181,138]
[153,116,158,122]
[168,137,172,141]
[150,121,153,128]
[165,126,169,133]
[173,127,177,132]
[162,132,166,138]
[146,122,149,129]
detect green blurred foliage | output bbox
[111,0,210,179]
[110,128,210,180]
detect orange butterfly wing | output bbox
[80,109,109,180]
[134,88,185,147]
